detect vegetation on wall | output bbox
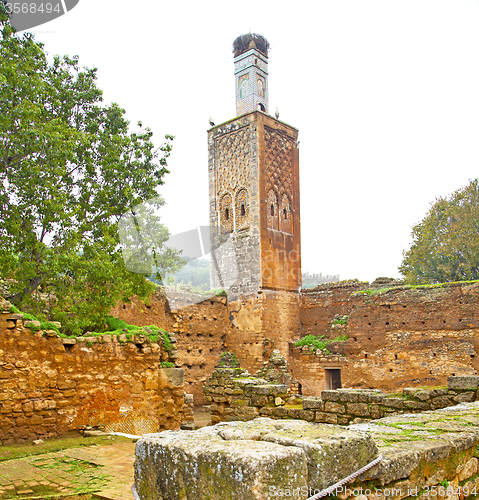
[0,13,183,335]
[400,179,479,284]
[294,334,348,354]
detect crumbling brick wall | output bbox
[0,308,185,444]
[112,290,228,405]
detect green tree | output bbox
[399,179,479,284]
[0,13,182,334]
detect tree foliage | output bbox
[399,179,479,284]
[0,13,182,334]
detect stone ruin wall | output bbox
[342,282,479,391]
[4,279,479,443]
[0,309,188,444]
[111,290,228,406]
[204,366,479,426]
[111,281,479,407]
[298,281,479,394]
[113,288,301,405]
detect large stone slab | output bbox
[448,375,479,390]
[134,417,378,499]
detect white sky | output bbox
[29,0,479,283]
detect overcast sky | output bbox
[28,0,479,283]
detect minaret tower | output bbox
[208,33,301,300]
[234,34,269,115]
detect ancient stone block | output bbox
[404,400,431,410]
[457,458,478,482]
[252,395,269,407]
[324,402,345,414]
[271,407,288,417]
[315,412,338,424]
[453,392,475,403]
[382,397,404,409]
[346,403,370,417]
[135,427,308,500]
[448,376,479,390]
[321,390,340,402]
[431,396,452,409]
[302,397,322,410]
[297,410,315,422]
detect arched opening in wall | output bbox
[219,193,233,233]
[235,188,250,231]
[266,189,279,230]
[258,103,265,111]
[324,369,341,390]
[280,193,293,233]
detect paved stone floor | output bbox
[0,407,211,499]
[0,441,136,499]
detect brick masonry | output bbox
[0,309,188,444]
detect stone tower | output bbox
[208,33,301,301]
[234,33,269,115]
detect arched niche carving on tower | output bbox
[219,193,233,233]
[280,192,293,234]
[235,188,250,231]
[266,189,279,231]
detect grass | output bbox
[294,333,348,353]
[10,305,173,349]
[353,279,479,297]
[0,433,132,462]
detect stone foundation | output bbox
[204,368,479,427]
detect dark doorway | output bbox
[325,369,341,390]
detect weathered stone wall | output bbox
[227,290,301,376]
[112,290,228,405]
[300,280,368,336]
[343,282,479,390]
[204,369,479,428]
[0,309,185,444]
[112,281,479,408]
[114,289,302,405]
[288,344,346,396]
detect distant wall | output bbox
[300,280,368,336]
[342,282,479,390]
[0,309,185,444]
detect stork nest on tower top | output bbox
[233,33,270,58]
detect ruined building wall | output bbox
[0,309,184,444]
[342,282,479,391]
[112,291,229,406]
[113,281,479,407]
[299,281,479,393]
[300,280,369,337]
[227,290,301,376]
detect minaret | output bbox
[208,33,301,300]
[233,34,269,115]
